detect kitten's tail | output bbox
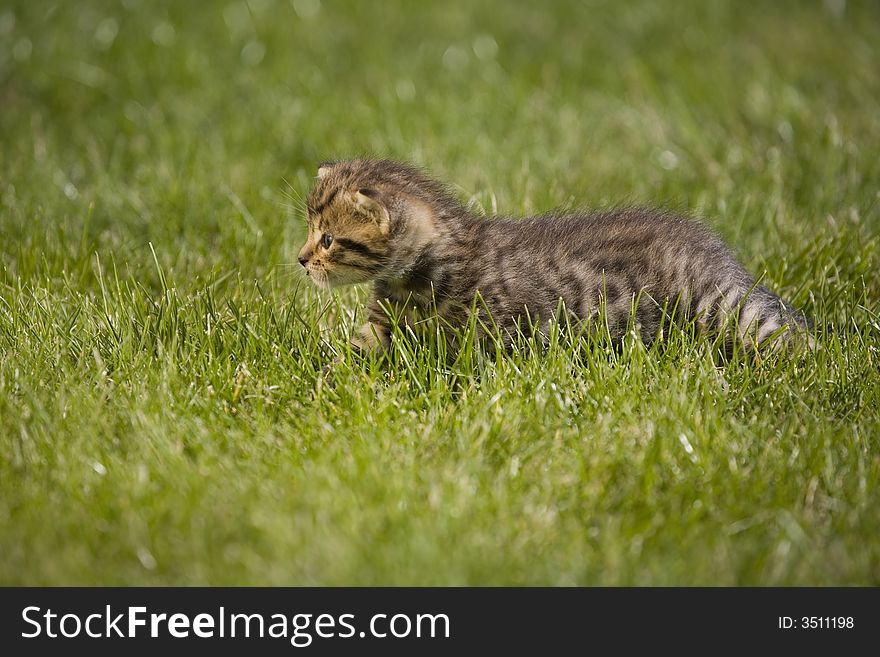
[736,285,815,351]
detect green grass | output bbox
[1,0,879,585]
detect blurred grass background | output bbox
[1,0,878,584]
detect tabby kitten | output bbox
[298,159,811,355]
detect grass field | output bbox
[1,0,879,585]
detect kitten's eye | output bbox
[321,234,334,249]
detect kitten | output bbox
[298,159,812,356]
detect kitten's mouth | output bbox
[307,266,372,290]
[305,267,330,290]
[313,266,374,289]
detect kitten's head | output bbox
[298,159,446,289]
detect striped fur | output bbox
[298,159,813,354]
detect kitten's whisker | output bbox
[277,199,308,219]
[280,178,310,224]
[282,178,307,207]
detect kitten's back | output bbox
[455,208,806,347]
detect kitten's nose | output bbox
[298,256,308,267]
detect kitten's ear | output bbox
[317,161,336,179]
[354,188,390,234]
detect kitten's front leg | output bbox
[353,294,392,354]
[321,299,390,379]
[353,320,391,353]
